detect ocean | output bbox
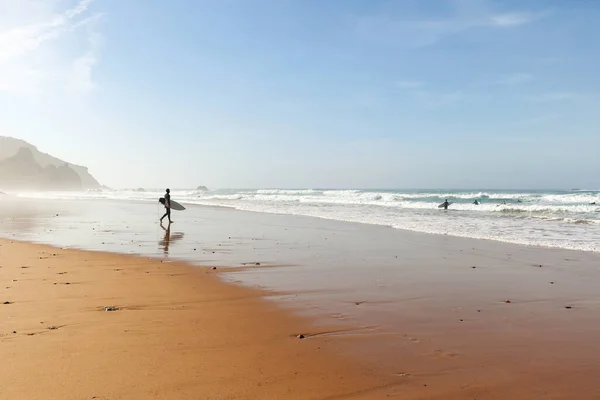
[12,188,600,253]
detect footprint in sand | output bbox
[404,335,421,344]
[431,349,460,359]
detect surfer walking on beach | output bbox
[160,188,173,224]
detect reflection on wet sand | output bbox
[159,222,185,255]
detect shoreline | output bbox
[2,194,599,254]
[0,239,400,399]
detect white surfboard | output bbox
[159,198,186,211]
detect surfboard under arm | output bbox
[159,197,186,211]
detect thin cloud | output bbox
[413,90,463,108]
[69,52,97,94]
[392,78,461,108]
[497,73,533,85]
[394,80,424,88]
[523,114,562,124]
[490,13,535,27]
[0,0,101,96]
[354,1,547,48]
[65,0,94,19]
[0,0,93,62]
[67,33,100,95]
[530,93,575,102]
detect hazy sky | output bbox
[0,0,599,189]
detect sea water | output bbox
[11,188,600,252]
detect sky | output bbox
[0,0,599,190]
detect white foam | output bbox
[256,189,319,195]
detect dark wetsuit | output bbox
[161,193,171,222]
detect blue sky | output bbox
[0,0,599,189]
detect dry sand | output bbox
[0,239,399,399]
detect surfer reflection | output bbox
[159,222,184,255]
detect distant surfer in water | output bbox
[160,188,173,224]
[442,199,450,210]
[473,200,480,205]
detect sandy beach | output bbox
[2,198,600,399]
[0,239,399,399]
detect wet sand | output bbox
[0,239,399,399]
[3,197,600,398]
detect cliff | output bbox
[0,136,100,191]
